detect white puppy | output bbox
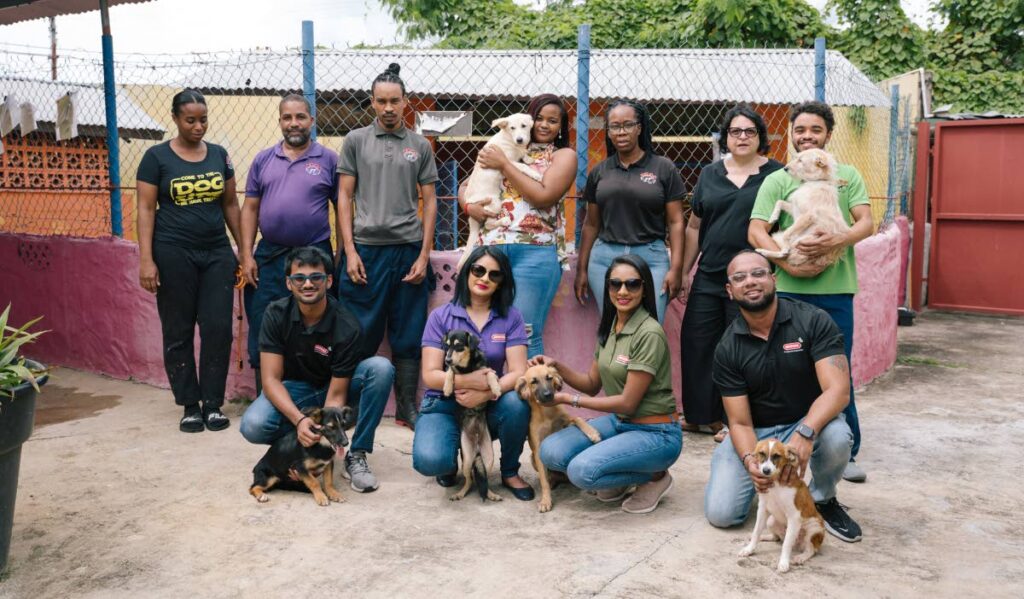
[460,113,543,267]
[755,148,850,269]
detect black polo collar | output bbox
[731,297,792,336]
[287,296,336,333]
[612,150,652,171]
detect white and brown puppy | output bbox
[738,438,826,572]
[459,113,544,268]
[516,364,601,512]
[755,148,850,269]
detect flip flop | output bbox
[714,425,730,443]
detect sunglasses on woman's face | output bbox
[287,272,328,286]
[608,278,643,293]
[469,264,505,283]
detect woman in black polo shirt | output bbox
[679,105,783,441]
[574,100,686,323]
[137,89,242,433]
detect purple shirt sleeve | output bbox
[245,150,264,198]
[504,308,528,347]
[421,306,447,350]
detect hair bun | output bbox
[386,63,401,76]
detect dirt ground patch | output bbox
[2,311,1023,598]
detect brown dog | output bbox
[516,364,602,512]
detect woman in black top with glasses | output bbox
[679,105,783,441]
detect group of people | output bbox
[136,62,871,541]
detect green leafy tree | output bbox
[829,0,926,79]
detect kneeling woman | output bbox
[412,246,534,499]
[537,254,682,513]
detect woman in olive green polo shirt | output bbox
[534,254,682,514]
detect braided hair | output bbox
[604,99,653,156]
[171,89,206,116]
[372,63,406,95]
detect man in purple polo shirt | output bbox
[239,94,345,392]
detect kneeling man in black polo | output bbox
[703,250,862,542]
[239,247,394,493]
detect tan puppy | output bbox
[738,438,825,572]
[515,364,601,512]
[460,113,543,268]
[755,148,850,269]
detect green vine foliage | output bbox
[829,0,926,79]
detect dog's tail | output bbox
[473,454,488,502]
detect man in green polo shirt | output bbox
[748,101,874,483]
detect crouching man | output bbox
[240,246,393,493]
[704,250,862,542]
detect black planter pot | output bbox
[0,359,47,574]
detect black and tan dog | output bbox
[516,364,602,512]
[249,405,355,506]
[443,329,503,502]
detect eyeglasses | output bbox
[608,278,643,293]
[728,127,759,139]
[607,121,639,133]
[287,272,329,285]
[727,267,772,284]
[469,264,505,283]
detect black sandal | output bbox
[203,407,230,432]
[179,410,204,433]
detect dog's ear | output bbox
[515,376,529,398]
[468,334,480,350]
[491,116,509,130]
[549,367,563,391]
[301,406,324,425]
[339,405,356,430]
[814,155,827,169]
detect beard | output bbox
[284,129,310,147]
[734,288,776,312]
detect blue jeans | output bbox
[778,292,861,459]
[704,414,852,528]
[588,238,671,323]
[539,414,682,490]
[411,391,530,479]
[239,356,394,453]
[498,244,561,358]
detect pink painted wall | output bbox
[0,227,901,408]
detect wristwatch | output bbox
[795,423,816,440]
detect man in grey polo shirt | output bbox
[337,63,439,432]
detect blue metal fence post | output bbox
[302,20,316,141]
[814,37,826,103]
[885,85,900,224]
[575,24,591,243]
[100,0,122,237]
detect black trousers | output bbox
[680,269,740,425]
[152,242,237,408]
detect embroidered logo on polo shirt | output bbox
[639,171,657,185]
[305,162,322,176]
[491,333,506,342]
[403,147,420,162]
[314,344,331,356]
[614,354,631,365]
[783,340,803,353]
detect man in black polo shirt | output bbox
[704,250,862,542]
[239,247,394,493]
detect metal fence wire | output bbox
[0,39,910,247]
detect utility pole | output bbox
[49,16,57,80]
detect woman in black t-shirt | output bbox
[679,105,784,440]
[574,100,686,323]
[137,89,242,433]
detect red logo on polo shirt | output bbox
[783,341,803,353]
[305,162,322,176]
[403,148,420,162]
[314,344,331,356]
[614,354,630,365]
[639,171,657,185]
[491,333,506,342]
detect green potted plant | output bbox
[0,304,48,574]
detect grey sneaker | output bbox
[595,485,633,503]
[343,451,379,493]
[621,472,673,514]
[842,460,867,483]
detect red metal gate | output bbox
[912,118,1024,315]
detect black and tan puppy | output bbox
[443,329,503,502]
[249,405,355,506]
[516,364,602,512]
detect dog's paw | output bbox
[585,432,602,444]
[449,494,464,502]
[738,545,755,558]
[538,499,552,513]
[314,494,330,507]
[777,561,791,573]
[487,491,503,502]
[255,493,269,503]
[326,490,345,503]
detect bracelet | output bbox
[462,202,470,216]
[571,393,581,409]
[296,415,310,428]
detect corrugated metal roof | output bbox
[1,76,165,137]
[191,48,890,107]
[0,0,155,26]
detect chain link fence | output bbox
[1,38,910,246]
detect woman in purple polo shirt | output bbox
[412,246,534,500]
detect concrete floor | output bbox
[1,311,1022,598]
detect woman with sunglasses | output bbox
[679,105,783,443]
[412,246,534,500]
[535,254,682,514]
[137,89,242,433]
[459,94,576,358]
[574,100,686,322]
